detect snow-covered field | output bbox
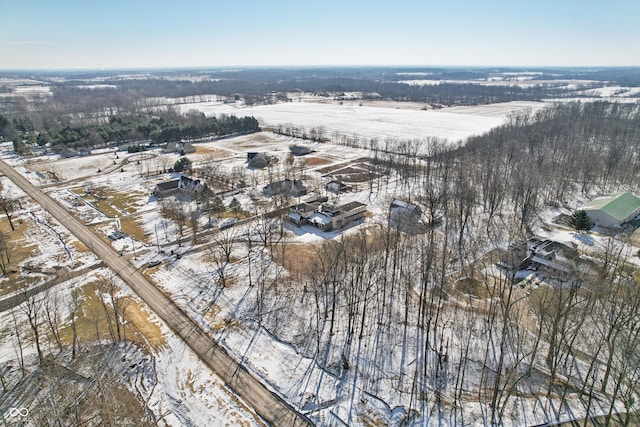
[178,100,543,144]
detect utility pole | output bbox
[154,224,160,251]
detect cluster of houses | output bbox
[247,145,313,170]
[164,142,196,155]
[286,198,367,231]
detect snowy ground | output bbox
[176,100,532,145]
[2,94,637,425]
[0,268,263,426]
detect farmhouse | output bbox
[153,175,206,199]
[163,142,177,153]
[287,201,321,226]
[286,200,367,231]
[180,143,196,154]
[389,199,426,233]
[326,180,349,194]
[581,192,640,228]
[263,179,307,197]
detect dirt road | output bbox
[0,159,312,427]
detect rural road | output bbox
[0,159,313,427]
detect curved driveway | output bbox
[0,158,312,427]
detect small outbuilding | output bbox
[582,192,640,228]
[326,180,349,194]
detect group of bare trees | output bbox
[1,273,157,425]
[225,102,640,425]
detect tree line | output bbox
[1,107,260,152]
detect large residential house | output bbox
[248,153,271,169]
[286,200,367,231]
[581,192,640,228]
[263,179,307,197]
[520,238,578,274]
[153,175,206,199]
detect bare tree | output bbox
[0,182,17,231]
[21,293,44,363]
[44,290,64,353]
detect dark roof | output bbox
[249,154,270,169]
[337,201,366,212]
[290,145,313,156]
[156,180,180,191]
[291,202,320,213]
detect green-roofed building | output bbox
[582,192,640,228]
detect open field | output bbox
[178,100,533,144]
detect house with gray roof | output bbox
[263,179,307,197]
[153,175,206,199]
[286,200,366,231]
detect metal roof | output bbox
[583,192,640,222]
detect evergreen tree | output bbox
[228,197,241,216]
[568,210,594,231]
[173,157,192,173]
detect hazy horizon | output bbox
[1,0,639,70]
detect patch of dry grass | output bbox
[124,298,166,352]
[271,243,320,279]
[83,186,145,218]
[454,276,489,299]
[119,217,150,244]
[74,240,90,253]
[57,278,166,353]
[305,156,331,166]
[0,217,39,296]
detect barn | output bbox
[582,192,640,228]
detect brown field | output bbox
[305,157,332,167]
[83,186,144,218]
[119,217,150,244]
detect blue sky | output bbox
[1,0,638,69]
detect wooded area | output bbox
[1,66,640,425]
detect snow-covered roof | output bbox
[308,212,331,225]
[286,212,302,222]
